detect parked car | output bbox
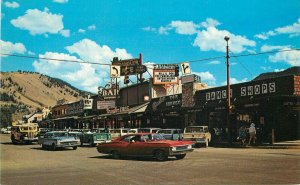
[97,133,194,161]
[38,131,80,150]
[138,128,161,133]
[11,124,39,144]
[157,129,183,140]
[183,126,211,147]
[79,131,111,146]
[109,128,130,140]
[1,126,11,134]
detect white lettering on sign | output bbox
[205,89,232,101]
[241,82,276,97]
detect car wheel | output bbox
[51,143,56,151]
[72,146,77,150]
[111,150,120,159]
[154,150,167,161]
[41,144,46,150]
[175,154,186,160]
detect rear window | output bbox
[158,130,172,134]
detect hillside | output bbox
[0,71,91,122]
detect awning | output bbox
[51,116,79,121]
[129,102,149,114]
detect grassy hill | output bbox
[0,71,91,123]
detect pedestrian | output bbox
[248,123,256,145]
[238,125,247,146]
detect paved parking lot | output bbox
[1,134,300,185]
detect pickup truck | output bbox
[183,126,211,147]
[79,130,111,146]
[38,131,80,150]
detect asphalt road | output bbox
[1,134,299,185]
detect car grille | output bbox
[175,145,188,151]
[61,141,78,145]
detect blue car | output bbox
[38,131,80,151]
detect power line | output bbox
[1,48,299,67]
[0,53,111,66]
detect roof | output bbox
[253,66,300,81]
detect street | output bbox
[1,134,299,185]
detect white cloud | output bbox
[221,77,248,85]
[269,49,300,66]
[37,39,131,92]
[78,29,86,33]
[0,40,26,56]
[274,68,285,72]
[275,18,300,36]
[65,39,132,63]
[88,24,96,30]
[158,26,172,35]
[5,1,19,8]
[11,8,65,36]
[260,45,291,52]
[255,18,300,39]
[142,26,156,32]
[170,21,199,35]
[201,18,220,28]
[53,0,68,3]
[193,27,255,53]
[207,60,221,65]
[59,29,70,37]
[193,71,216,86]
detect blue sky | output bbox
[1,0,300,93]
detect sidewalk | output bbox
[212,140,300,149]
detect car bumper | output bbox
[57,141,80,147]
[169,149,194,156]
[183,138,207,143]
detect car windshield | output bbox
[186,127,204,132]
[53,132,68,137]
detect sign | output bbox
[181,74,201,84]
[121,65,147,76]
[112,58,140,66]
[97,100,115,109]
[98,83,119,100]
[110,65,120,78]
[153,64,179,85]
[83,99,93,109]
[181,62,191,75]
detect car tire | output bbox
[175,154,186,160]
[111,150,120,159]
[11,135,17,144]
[72,146,77,150]
[154,150,167,161]
[51,143,56,151]
[42,144,46,150]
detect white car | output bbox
[183,126,211,147]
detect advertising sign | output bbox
[97,100,115,110]
[181,74,201,84]
[153,64,179,85]
[181,62,191,75]
[110,65,121,78]
[83,99,93,109]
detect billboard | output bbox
[153,64,179,85]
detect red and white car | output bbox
[97,133,194,161]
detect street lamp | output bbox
[224,36,232,145]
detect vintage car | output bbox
[183,126,211,147]
[38,131,80,150]
[79,131,111,146]
[138,128,161,133]
[97,133,194,161]
[157,129,183,141]
[11,124,39,144]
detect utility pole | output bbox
[224,36,232,145]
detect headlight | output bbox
[187,145,192,149]
[171,147,176,151]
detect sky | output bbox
[1,0,300,93]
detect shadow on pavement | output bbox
[89,155,177,162]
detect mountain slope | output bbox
[0,71,91,121]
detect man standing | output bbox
[248,123,256,145]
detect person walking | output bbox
[238,125,247,146]
[248,123,256,145]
